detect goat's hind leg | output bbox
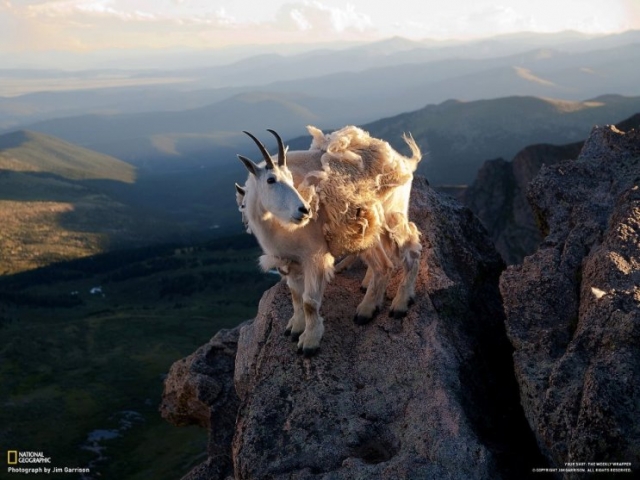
[334,254,358,273]
[390,221,422,318]
[335,254,371,292]
[354,245,392,325]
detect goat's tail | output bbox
[402,133,422,172]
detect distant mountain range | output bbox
[15,91,368,167]
[2,30,639,148]
[4,92,640,270]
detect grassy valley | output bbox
[0,234,277,479]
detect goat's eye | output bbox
[266,177,276,184]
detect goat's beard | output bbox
[260,209,311,231]
[290,216,311,229]
[278,215,311,231]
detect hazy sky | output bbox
[1,0,640,53]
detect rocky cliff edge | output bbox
[161,176,542,479]
[162,124,640,479]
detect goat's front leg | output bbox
[297,254,332,357]
[284,270,306,341]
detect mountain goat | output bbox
[236,125,422,356]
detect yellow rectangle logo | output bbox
[7,450,18,464]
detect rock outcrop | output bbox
[162,177,543,479]
[464,114,640,265]
[500,125,640,474]
[160,326,243,480]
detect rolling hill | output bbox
[0,131,195,274]
[0,129,135,182]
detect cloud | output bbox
[12,0,230,25]
[10,0,632,54]
[470,5,534,28]
[452,5,536,37]
[275,1,374,33]
[6,0,374,38]
[0,0,240,51]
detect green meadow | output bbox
[0,234,277,479]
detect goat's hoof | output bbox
[353,309,378,325]
[302,346,319,358]
[284,328,291,337]
[290,331,302,342]
[359,286,367,293]
[353,315,370,325]
[408,296,416,306]
[389,309,408,319]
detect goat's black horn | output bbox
[267,129,286,167]
[243,131,274,169]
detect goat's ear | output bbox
[237,155,259,176]
[235,183,245,196]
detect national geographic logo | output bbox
[6,450,52,464]
[6,450,91,476]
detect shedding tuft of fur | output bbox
[298,126,420,257]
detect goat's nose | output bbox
[298,205,310,215]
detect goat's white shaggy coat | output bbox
[236,125,422,356]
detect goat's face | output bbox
[238,130,312,229]
[235,182,251,233]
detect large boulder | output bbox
[163,177,543,479]
[500,125,640,474]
